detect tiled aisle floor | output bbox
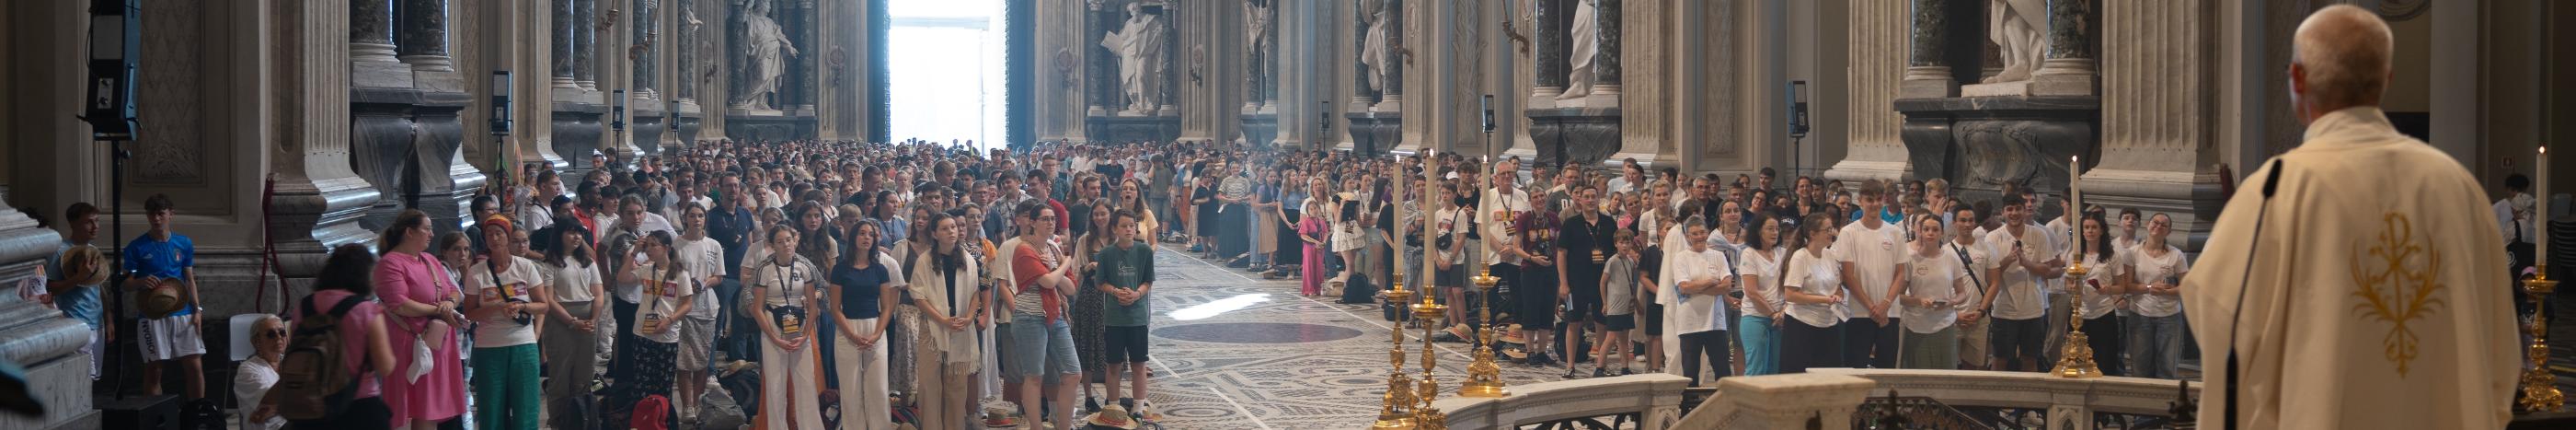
[1139,248,1560,429]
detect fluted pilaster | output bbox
[1826,0,1913,181]
[2088,0,2217,249]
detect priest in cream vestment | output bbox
[2183,6,2515,429]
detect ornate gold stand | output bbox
[1412,280,1451,429]
[2051,263,2104,378]
[1459,268,1511,397]
[1372,279,1418,429]
[2522,267,2563,413]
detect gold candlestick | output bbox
[1460,268,1511,397]
[2051,263,2104,378]
[1374,278,1419,429]
[1412,281,1450,429]
[2521,266,2562,413]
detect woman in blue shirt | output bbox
[830,221,901,429]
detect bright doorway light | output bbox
[888,0,1005,152]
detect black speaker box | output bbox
[99,394,179,430]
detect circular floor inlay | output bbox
[1155,322,1364,344]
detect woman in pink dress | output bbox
[1297,199,1329,296]
[372,210,467,429]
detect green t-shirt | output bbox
[1094,240,1155,327]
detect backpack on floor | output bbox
[719,363,763,414]
[631,394,672,430]
[271,295,369,421]
[547,395,600,430]
[1342,273,1378,305]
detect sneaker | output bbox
[1086,396,1101,414]
[1619,367,1636,376]
[1593,367,1609,378]
[1562,367,1579,379]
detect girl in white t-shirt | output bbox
[1779,213,1848,373]
[2120,213,2190,379]
[1897,214,1971,369]
[1733,215,1788,376]
[2067,212,2133,377]
[540,227,607,401]
[619,231,697,424]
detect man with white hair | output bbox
[2183,6,2515,429]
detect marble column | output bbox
[352,0,400,64]
[1586,0,1620,104]
[2030,0,2098,96]
[676,0,697,107]
[1529,0,1565,108]
[1900,0,1957,99]
[1379,0,1404,110]
[1824,0,1915,182]
[633,0,660,101]
[553,0,580,87]
[795,0,816,113]
[575,0,600,91]
[398,0,455,72]
[2089,0,2217,250]
[1087,1,1111,117]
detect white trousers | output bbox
[834,318,891,430]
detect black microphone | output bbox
[2222,158,2284,430]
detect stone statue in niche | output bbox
[731,0,798,111]
[1984,0,2048,83]
[1245,0,1272,106]
[1357,0,1395,97]
[1101,2,1168,116]
[1557,0,1600,100]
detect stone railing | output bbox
[1675,373,1880,429]
[1673,369,2201,429]
[1429,373,1694,429]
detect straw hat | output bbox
[1500,324,1527,344]
[56,245,108,288]
[1085,405,1141,429]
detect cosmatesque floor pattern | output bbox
[1137,247,1562,430]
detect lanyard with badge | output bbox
[767,261,806,341]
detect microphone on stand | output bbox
[2220,158,2286,430]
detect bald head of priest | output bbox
[2287,5,2394,126]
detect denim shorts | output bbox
[1006,314,1080,378]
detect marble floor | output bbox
[1136,248,1563,429]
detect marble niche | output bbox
[1526,0,1623,168]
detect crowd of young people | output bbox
[17,137,2209,430]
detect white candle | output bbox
[2541,145,2551,271]
[2072,156,2083,252]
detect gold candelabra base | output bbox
[2520,269,2562,413]
[1371,369,1419,430]
[1412,287,1449,430]
[1374,278,1419,428]
[1461,269,1510,398]
[2052,263,2104,379]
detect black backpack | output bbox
[272,295,369,421]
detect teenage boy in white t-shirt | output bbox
[1973,192,2064,372]
[1833,180,1908,369]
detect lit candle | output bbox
[2072,156,2083,254]
[2541,145,2551,271]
